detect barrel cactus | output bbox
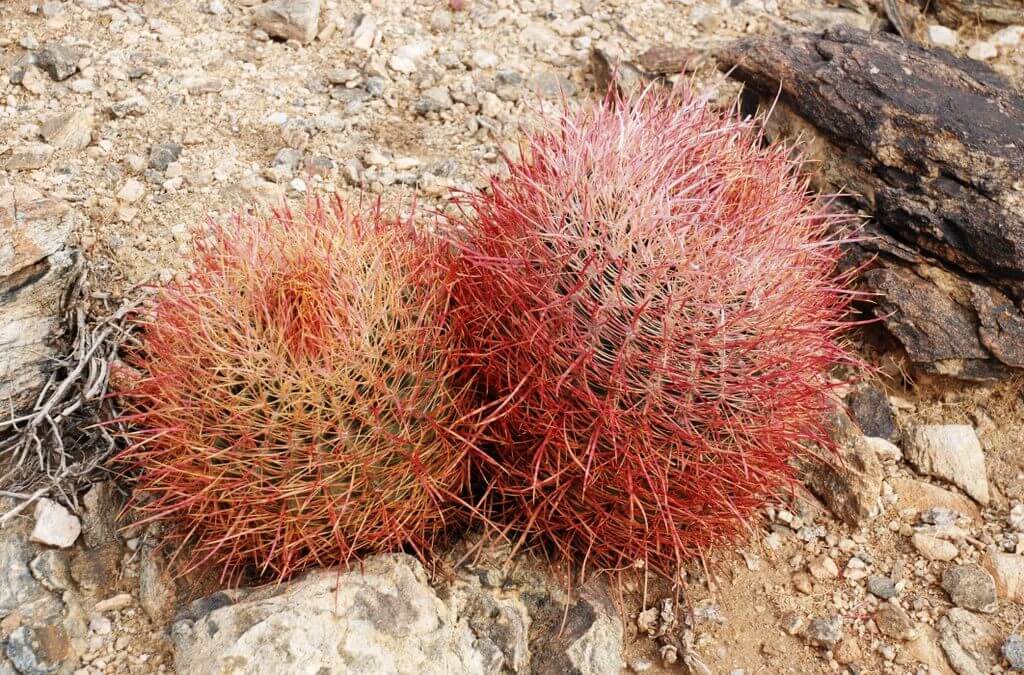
[444,89,860,577]
[116,198,481,582]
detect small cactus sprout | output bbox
[444,89,860,577]
[116,198,481,582]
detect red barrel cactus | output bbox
[444,89,860,577]
[116,198,482,582]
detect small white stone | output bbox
[70,78,95,93]
[927,25,958,49]
[117,178,145,204]
[393,157,420,171]
[387,55,416,74]
[265,111,289,126]
[864,436,902,462]
[470,49,499,69]
[289,177,307,192]
[1010,504,1024,532]
[991,25,1023,47]
[30,498,81,548]
[904,425,989,504]
[967,41,998,61]
[89,615,113,635]
[912,532,958,562]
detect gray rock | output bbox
[364,77,385,97]
[34,43,79,81]
[5,626,71,675]
[905,425,989,504]
[139,544,176,624]
[173,553,623,675]
[866,576,897,600]
[272,148,303,171]
[253,0,321,44]
[39,107,94,150]
[845,384,898,441]
[532,70,576,98]
[805,616,843,649]
[80,481,119,549]
[0,506,46,614]
[5,144,53,171]
[172,554,494,674]
[304,155,334,177]
[1005,634,1024,671]
[29,550,71,592]
[415,86,453,114]
[0,186,77,417]
[942,564,998,613]
[148,143,182,172]
[800,410,883,525]
[451,558,623,675]
[938,608,1001,675]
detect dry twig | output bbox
[0,266,145,514]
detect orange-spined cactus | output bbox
[117,198,481,582]
[444,89,860,577]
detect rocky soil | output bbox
[2,0,1024,674]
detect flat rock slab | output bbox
[904,425,989,505]
[1,185,77,415]
[717,27,1024,380]
[172,552,624,675]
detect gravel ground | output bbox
[2,0,1023,673]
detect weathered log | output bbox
[717,27,1024,379]
[934,0,1024,25]
[1,186,78,413]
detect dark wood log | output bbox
[717,27,1024,379]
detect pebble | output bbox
[471,49,499,69]
[927,25,958,48]
[20,65,47,95]
[388,55,417,74]
[941,563,998,613]
[40,107,95,150]
[867,575,898,600]
[834,637,861,665]
[967,41,998,61]
[779,611,806,636]
[252,0,321,44]
[1010,504,1024,532]
[904,425,989,505]
[149,143,182,172]
[845,385,898,441]
[5,143,54,170]
[532,70,576,98]
[1005,634,1024,671]
[912,532,958,561]
[805,616,843,649]
[89,615,112,635]
[94,593,132,613]
[874,603,917,641]
[117,179,146,204]
[808,555,839,581]
[984,552,1024,603]
[416,86,453,114]
[991,26,1023,47]
[30,498,81,548]
[864,436,902,462]
[35,42,80,81]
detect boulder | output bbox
[172,553,624,675]
[717,27,1024,380]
